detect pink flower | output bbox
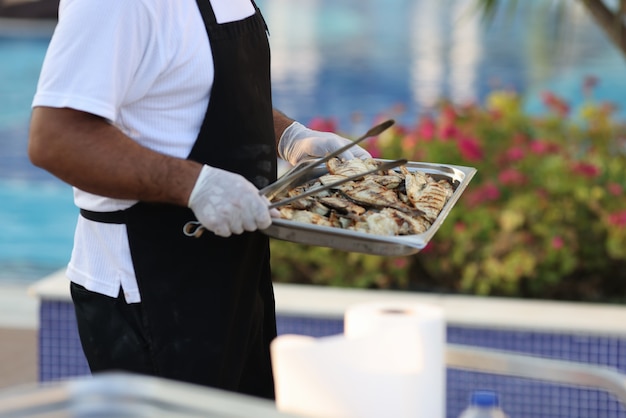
[482,183,501,200]
[465,183,500,207]
[417,116,436,140]
[505,146,525,162]
[454,222,466,233]
[421,242,434,254]
[608,211,626,228]
[571,162,601,178]
[608,183,623,196]
[458,136,484,161]
[393,258,408,269]
[440,122,459,140]
[530,140,550,155]
[366,142,382,159]
[541,91,570,116]
[442,105,457,122]
[552,236,564,250]
[529,139,560,155]
[498,168,526,186]
[308,117,338,133]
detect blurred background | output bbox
[2,1,626,414]
[1,0,625,299]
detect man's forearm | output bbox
[28,106,202,207]
[272,109,295,149]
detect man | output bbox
[29,0,369,400]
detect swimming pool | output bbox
[1,0,626,283]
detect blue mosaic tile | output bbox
[38,301,89,382]
[39,301,626,417]
[276,314,343,337]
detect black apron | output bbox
[79,0,277,399]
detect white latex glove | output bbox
[188,165,274,237]
[277,121,372,166]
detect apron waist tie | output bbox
[80,208,127,224]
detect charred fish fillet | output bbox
[408,181,452,222]
[273,158,455,236]
[341,179,410,210]
[327,158,381,177]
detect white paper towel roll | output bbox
[271,301,445,418]
[345,301,446,418]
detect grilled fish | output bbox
[368,174,404,189]
[319,196,366,216]
[288,196,330,216]
[273,160,455,236]
[407,180,453,222]
[380,207,431,235]
[342,179,414,212]
[401,167,429,204]
[288,210,333,226]
[352,211,400,236]
[327,158,378,177]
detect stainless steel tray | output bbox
[262,160,477,256]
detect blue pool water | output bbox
[1,0,626,283]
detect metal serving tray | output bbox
[262,159,477,256]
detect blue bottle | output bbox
[457,390,509,418]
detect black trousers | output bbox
[70,282,275,399]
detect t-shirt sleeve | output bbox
[32,0,159,122]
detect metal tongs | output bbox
[268,158,407,208]
[183,119,396,238]
[259,118,395,200]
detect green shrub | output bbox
[270,82,626,302]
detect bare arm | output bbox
[28,106,202,207]
[272,108,294,149]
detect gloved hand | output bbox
[188,165,274,237]
[277,121,372,166]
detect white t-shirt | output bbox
[32,0,256,302]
